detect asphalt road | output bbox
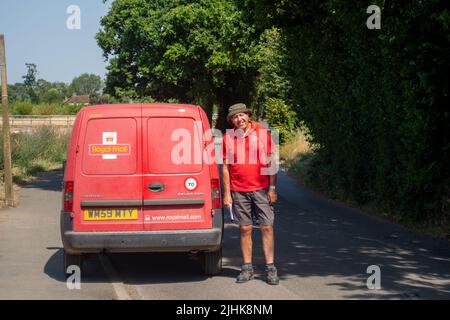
[1,169,450,300]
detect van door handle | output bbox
[148,182,165,192]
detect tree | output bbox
[42,88,63,103]
[22,63,38,103]
[69,73,102,96]
[22,63,37,88]
[51,82,71,99]
[34,79,51,102]
[254,28,290,104]
[96,0,262,130]
[249,27,298,144]
[8,83,30,102]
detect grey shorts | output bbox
[231,189,274,226]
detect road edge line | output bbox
[99,253,137,300]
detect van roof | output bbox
[80,103,201,113]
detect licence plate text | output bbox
[83,208,138,221]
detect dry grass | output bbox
[278,129,316,186]
[0,125,69,208]
[279,129,312,163]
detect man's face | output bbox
[231,112,250,130]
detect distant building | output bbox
[64,95,90,106]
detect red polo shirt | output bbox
[222,121,274,192]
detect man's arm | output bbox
[269,172,277,188]
[222,161,233,207]
[267,150,278,205]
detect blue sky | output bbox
[0,0,111,84]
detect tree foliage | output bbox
[253,27,297,143]
[264,97,297,144]
[9,65,101,105]
[21,63,38,103]
[69,73,102,96]
[96,0,261,129]
[22,63,37,88]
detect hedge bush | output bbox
[253,0,450,223]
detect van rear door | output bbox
[73,105,143,232]
[142,105,212,231]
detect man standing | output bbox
[222,103,279,285]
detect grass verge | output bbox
[0,126,69,207]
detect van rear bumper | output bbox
[61,209,223,254]
[63,228,222,253]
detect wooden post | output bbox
[0,34,14,207]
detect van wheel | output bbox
[203,248,222,276]
[63,251,83,277]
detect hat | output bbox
[227,103,253,122]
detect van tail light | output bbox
[211,179,221,209]
[64,181,74,212]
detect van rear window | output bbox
[82,118,138,175]
[147,117,203,174]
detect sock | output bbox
[266,263,275,270]
[243,263,253,269]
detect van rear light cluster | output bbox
[64,181,74,212]
[211,179,221,209]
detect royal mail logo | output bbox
[89,144,130,155]
[89,132,131,159]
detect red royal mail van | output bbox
[60,103,223,275]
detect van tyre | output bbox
[63,251,83,277]
[203,248,222,276]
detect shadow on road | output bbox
[44,248,110,284]
[272,197,450,299]
[35,169,450,299]
[43,246,240,285]
[18,169,63,192]
[106,252,239,285]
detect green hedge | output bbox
[253,0,450,222]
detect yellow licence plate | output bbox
[83,208,138,221]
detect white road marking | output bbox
[99,254,142,300]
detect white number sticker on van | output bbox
[185,178,197,191]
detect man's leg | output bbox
[260,225,279,284]
[240,225,253,264]
[260,225,274,264]
[232,191,255,283]
[252,189,279,285]
[237,225,254,283]
[252,189,275,264]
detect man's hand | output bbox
[268,189,277,205]
[223,192,233,208]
